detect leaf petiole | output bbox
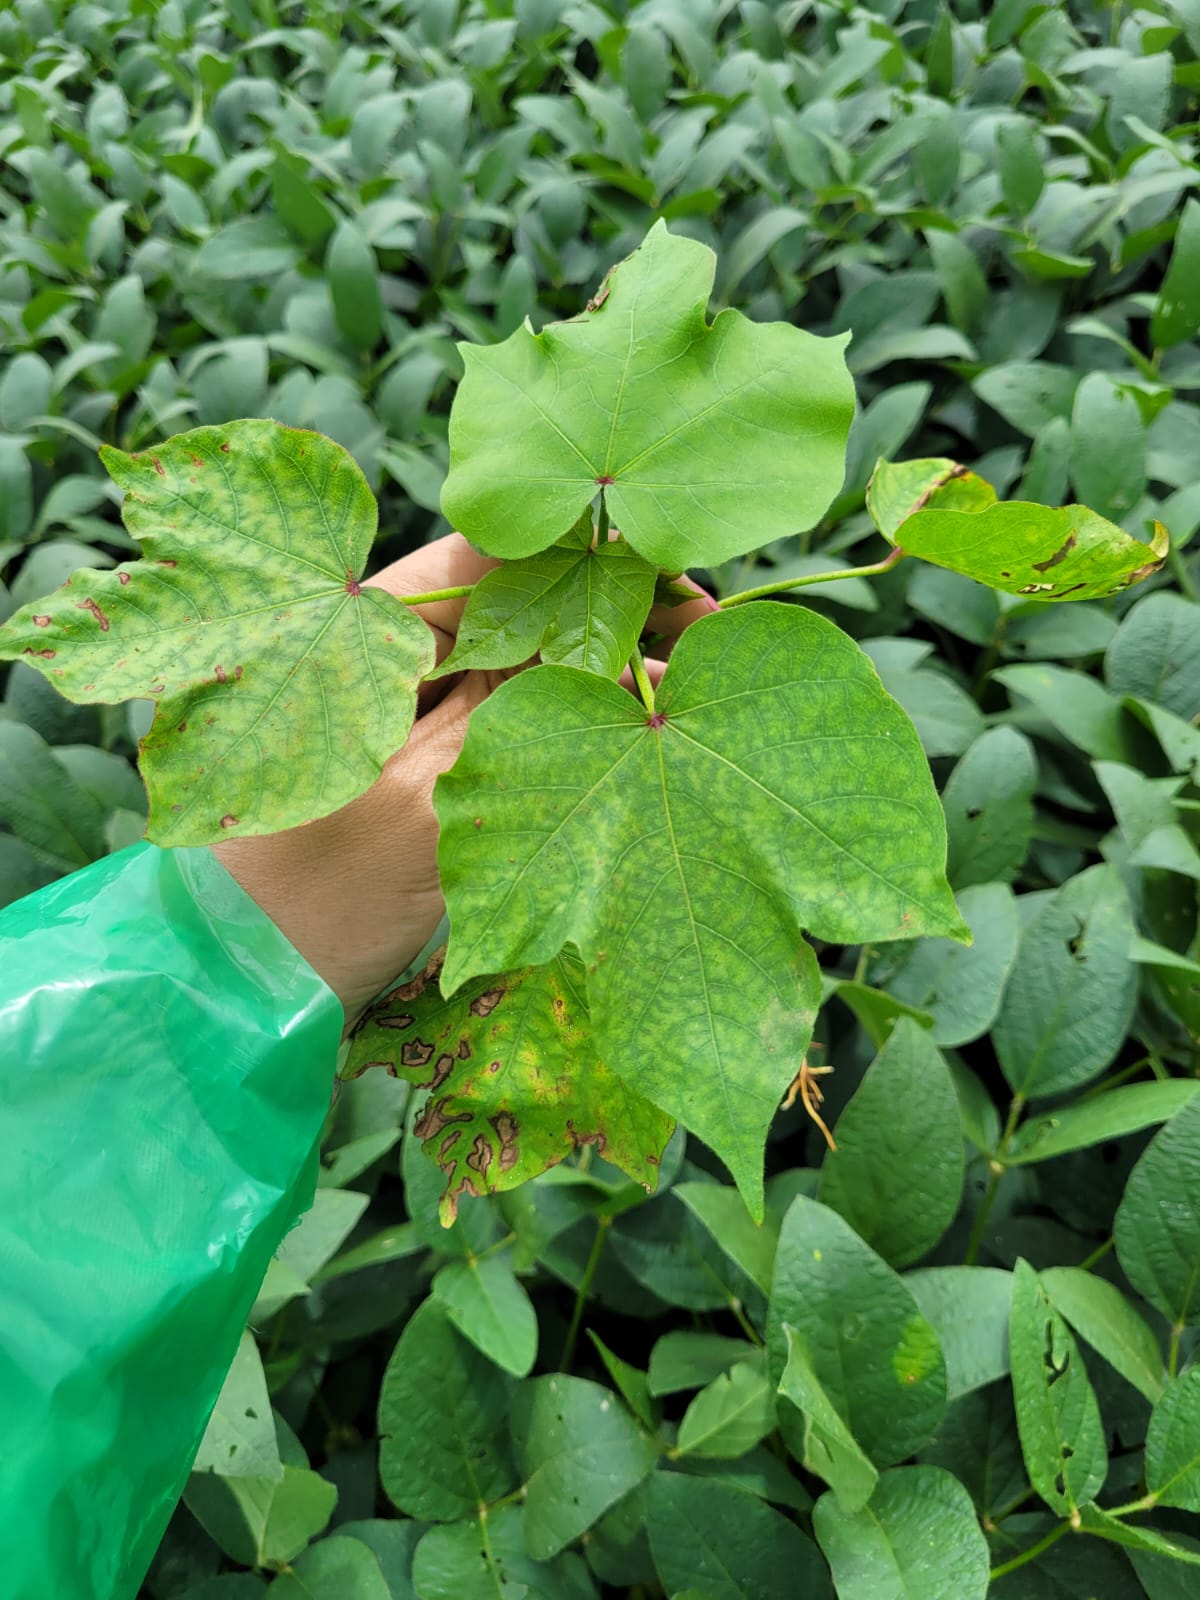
[628,641,656,713]
[717,545,905,608]
[987,1520,1071,1582]
[400,584,476,606]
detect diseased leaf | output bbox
[0,422,433,844]
[767,1196,947,1467]
[346,947,672,1225]
[513,1374,658,1558]
[778,1326,879,1510]
[818,1019,963,1268]
[432,515,657,681]
[1009,1258,1108,1515]
[869,457,1166,602]
[441,221,855,569]
[1114,1094,1200,1327]
[813,1466,990,1600]
[435,603,964,1212]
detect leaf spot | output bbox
[118,572,130,585]
[32,615,51,626]
[469,987,506,1017]
[76,597,111,631]
[1032,532,1078,573]
[152,458,165,475]
[219,813,239,828]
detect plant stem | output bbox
[717,545,905,609]
[728,1296,764,1346]
[965,1093,1025,1266]
[987,1520,1070,1581]
[1106,1491,1159,1517]
[1169,1322,1183,1377]
[399,584,476,606]
[628,643,656,713]
[597,494,610,546]
[1078,1236,1114,1272]
[560,1214,611,1371]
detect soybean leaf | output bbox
[513,1374,658,1558]
[1009,1258,1108,1515]
[648,1333,760,1397]
[441,221,855,569]
[335,1520,421,1598]
[0,422,433,844]
[767,1196,947,1466]
[1152,199,1200,349]
[1040,1267,1165,1405]
[941,728,1037,888]
[992,865,1138,1099]
[184,1467,337,1570]
[917,1385,1026,1520]
[813,1466,990,1600]
[1105,592,1200,722]
[1114,1094,1200,1327]
[871,882,1019,1048]
[193,1332,281,1482]
[1076,1506,1200,1569]
[905,1268,1013,1400]
[326,220,384,353]
[994,663,1136,761]
[432,1254,538,1377]
[1129,1534,1200,1598]
[432,516,658,681]
[193,218,302,279]
[377,1301,516,1520]
[1146,1369,1200,1511]
[1071,374,1148,524]
[1009,1081,1200,1165]
[673,1182,776,1296]
[347,948,672,1224]
[824,978,934,1048]
[266,1537,391,1600]
[778,1326,879,1510]
[0,721,107,869]
[676,1363,775,1460]
[412,1506,594,1600]
[645,1474,832,1600]
[435,604,964,1212]
[869,458,1166,602]
[587,1332,657,1430]
[818,1019,963,1269]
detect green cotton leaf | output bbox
[905,1268,1013,1400]
[1115,1093,1200,1328]
[266,1537,392,1600]
[0,421,433,844]
[512,1374,658,1558]
[1041,1267,1165,1406]
[778,1327,879,1511]
[193,1332,282,1482]
[1008,1080,1200,1165]
[871,882,1019,1048]
[435,604,964,1214]
[377,1300,517,1520]
[432,1254,538,1377]
[817,1019,963,1270]
[345,948,672,1225]
[868,456,1167,602]
[941,728,1037,889]
[431,514,658,681]
[992,864,1138,1100]
[676,1362,776,1460]
[1152,198,1200,349]
[813,1467,990,1600]
[767,1196,947,1468]
[1147,1369,1200,1511]
[1009,1258,1108,1516]
[645,1474,833,1600]
[440,221,855,569]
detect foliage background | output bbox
[3,0,1200,1594]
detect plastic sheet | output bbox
[0,842,342,1597]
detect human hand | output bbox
[214,532,715,1027]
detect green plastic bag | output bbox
[0,842,342,1597]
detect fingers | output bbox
[645,572,720,652]
[365,532,499,655]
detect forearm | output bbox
[0,843,341,1599]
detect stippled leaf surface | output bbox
[435,603,963,1211]
[1009,1258,1107,1515]
[433,514,657,681]
[347,948,672,1225]
[868,456,1167,601]
[817,1019,963,1269]
[1114,1093,1200,1327]
[767,1197,947,1468]
[812,1466,990,1600]
[441,221,855,569]
[0,421,432,843]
